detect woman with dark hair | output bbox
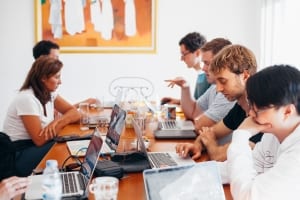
[225,64,300,199]
[3,56,80,176]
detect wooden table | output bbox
[35,111,233,200]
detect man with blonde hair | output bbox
[176,44,263,161]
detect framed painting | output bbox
[35,0,157,53]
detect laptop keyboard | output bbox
[161,120,177,129]
[148,153,177,168]
[61,173,85,194]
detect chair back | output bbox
[109,76,154,101]
[0,132,16,180]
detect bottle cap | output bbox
[46,159,58,167]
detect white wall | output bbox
[0,0,261,129]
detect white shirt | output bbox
[3,89,57,141]
[219,126,300,200]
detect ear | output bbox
[283,104,295,120]
[195,48,201,57]
[41,77,47,83]
[242,70,251,81]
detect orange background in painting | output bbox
[40,0,153,47]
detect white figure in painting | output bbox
[124,0,136,36]
[64,0,85,35]
[49,0,62,38]
[90,0,103,33]
[100,0,114,40]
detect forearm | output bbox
[206,143,230,161]
[181,86,201,119]
[55,108,80,132]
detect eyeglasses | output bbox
[249,104,276,117]
[181,51,191,58]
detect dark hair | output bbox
[20,56,63,115]
[33,40,60,59]
[201,38,232,55]
[210,44,257,75]
[246,64,300,114]
[179,32,207,53]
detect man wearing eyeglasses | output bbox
[176,44,263,161]
[166,38,235,131]
[161,32,210,105]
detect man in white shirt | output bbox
[220,65,300,199]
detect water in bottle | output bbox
[42,160,62,200]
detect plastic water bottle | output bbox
[42,160,62,200]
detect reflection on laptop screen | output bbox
[105,104,126,148]
[80,131,103,180]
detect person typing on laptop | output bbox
[161,32,209,105]
[165,38,235,131]
[176,44,262,161]
[3,56,80,176]
[0,176,30,200]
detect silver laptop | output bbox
[132,119,195,168]
[154,119,197,139]
[25,131,104,199]
[65,104,126,156]
[143,161,225,200]
[143,98,197,139]
[100,104,126,154]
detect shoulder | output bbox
[14,89,41,107]
[16,89,35,101]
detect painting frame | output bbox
[34,0,157,54]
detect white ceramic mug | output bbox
[89,177,119,200]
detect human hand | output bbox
[164,77,188,88]
[84,98,98,106]
[160,97,180,105]
[175,142,202,160]
[39,119,59,140]
[74,98,98,108]
[199,127,217,147]
[0,176,30,200]
[199,127,228,161]
[238,116,272,136]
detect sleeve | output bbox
[217,161,229,184]
[203,93,235,122]
[223,103,246,130]
[227,129,256,200]
[15,93,42,116]
[196,87,211,111]
[228,130,300,200]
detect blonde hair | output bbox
[210,44,257,75]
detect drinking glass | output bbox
[79,102,89,131]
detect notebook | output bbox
[154,119,197,139]
[25,131,104,199]
[132,119,195,169]
[66,139,90,157]
[143,161,225,200]
[66,104,126,156]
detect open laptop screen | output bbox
[143,161,225,200]
[80,130,103,180]
[105,104,126,149]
